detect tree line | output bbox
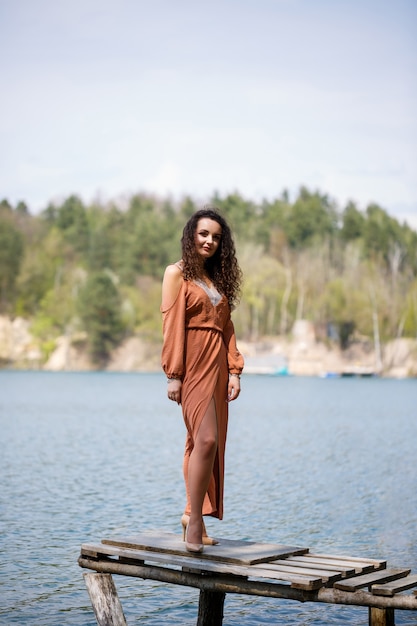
[1,188,416,365]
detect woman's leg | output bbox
[183,435,192,516]
[186,398,218,545]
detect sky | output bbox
[1,0,416,227]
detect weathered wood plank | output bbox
[372,574,417,597]
[81,542,323,589]
[81,544,144,565]
[83,573,127,626]
[289,555,378,575]
[251,561,342,584]
[309,553,386,569]
[334,568,411,592]
[102,532,308,565]
[270,556,356,576]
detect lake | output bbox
[1,371,416,625]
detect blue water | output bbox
[1,371,416,625]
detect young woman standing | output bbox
[161,207,244,552]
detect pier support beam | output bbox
[84,573,127,626]
[369,607,394,626]
[197,590,225,626]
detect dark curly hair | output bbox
[181,206,242,308]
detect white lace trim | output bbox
[194,279,222,306]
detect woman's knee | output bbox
[197,432,217,456]
[196,399,218,454]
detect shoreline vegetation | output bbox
[1,315,416,378]
[1,189,416,375]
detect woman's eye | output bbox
[198,230,220,240]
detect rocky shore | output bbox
[1,315,416,378]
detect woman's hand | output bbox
[167,379,182,404]
[227,375,241,402]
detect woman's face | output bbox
[194,218,222,260]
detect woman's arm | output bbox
[223,318,244,402]
[161,264,185,404]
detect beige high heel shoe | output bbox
[181,514,219,546]
[185,523,204,553]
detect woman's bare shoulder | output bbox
[164,261,183,278]
[162,262,184,309]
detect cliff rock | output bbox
[0,316,42,367]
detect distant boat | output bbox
[244,365,290,376]
[321,367,378,378]
[244,352,290,376]
[341,367,377,377]
[244,366,291,376]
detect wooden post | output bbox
[369,607,395,626]
[84,572,128,626]
[197,590,225,626]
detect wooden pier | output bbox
[78,531,417,626]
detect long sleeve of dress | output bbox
[223,318,244,375]
[161,281,186,380]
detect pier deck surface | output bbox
[79,531,417,625]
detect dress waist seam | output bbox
[186,326,222,333]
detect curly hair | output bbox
[181,206,242,308]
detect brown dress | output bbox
[161,275,244,519]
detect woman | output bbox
[161,207,244,552]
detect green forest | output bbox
[1,188,416,365]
